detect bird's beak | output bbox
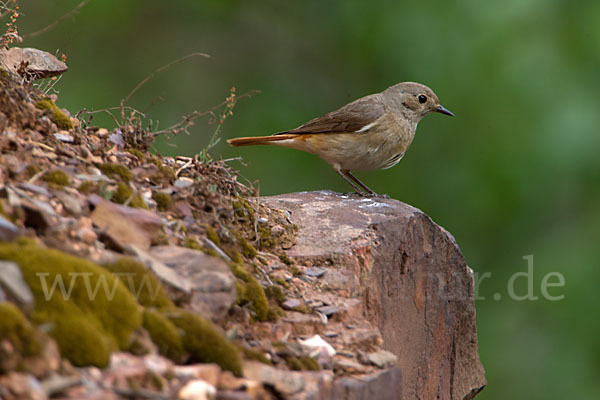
[435,105,454,117]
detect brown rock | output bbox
[262,191,486,400]
[174,363,221,387]
[0,47,68,80]
[148,245,237,320]
[89,194,162,252]
[0,372,47,400]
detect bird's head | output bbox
[385,82,454,122]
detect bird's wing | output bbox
[274,94,386,135]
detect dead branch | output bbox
[23,0,92,39]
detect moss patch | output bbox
[285,355,320,371]
[142,309,183,361]
[0,302,42,358]
[0,239,142,368]
[239,345,271,365]
[98,163,133,182]
[257,225,275,250]
[230,263,268,321]
[41,170,69,187]
[151,165,176,185]
[205,225,220,246]
[126,148,145,162]
[34,98,73,130]
[265,285,286,305]
[279,253,294,266]
[77,181,97,195]
[167,310,242,376]
[152,191,172,211]
[110,182,147,209]
[236,233,257,259]
[103,258,174,310]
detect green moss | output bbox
[230,263,268,322]
[230,250,244,265]
[142,309,183,361]
[0,239,142,368]
[0,200,10,221]
[232,197,255,220]
[183,237,202,250]
[257,225,275,250]
[183,237,219,258]
[265,285,286,305]
[286,356,304,371]
[279,253,294,266]
[77,181,97,195]
[34,98,73,130]
[289,265,302,277]
[205,225,220,246]
[285,356,320,371]
[148,154,162,167]
[152,191,172,211]
[266,305,285,321]
[300,356,320,371]
[271,277,289,288]
[103,258,174,310]
[151,165,176,185]
[41,170,69,187]
[26,164,41,178]
[239,345,271,365]
[0,302,42,358]
[167,310,242,376]
[126,148,145,162]
[129,193,149,209]
[235,233,257,258]
[110,183,147,209]
[52,313,110,368]
[111,182,132,204]
[98,163,133,182]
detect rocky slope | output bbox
[0,50,485,400]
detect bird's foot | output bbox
[343,191,390,199]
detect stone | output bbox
[53,132,74,143]
[315,305,339,317]
[305,267,327,277]
[331,367,403,400]
[55,191,82,216]
[243,361,305,396]
[148,245,237,320]
[0,372,47,400]
[89,194,162,252]
[333,357,368,374]
[0,47,68,80]
[0,260,34,307]
[173,363,221,387]
[262,191,486,400]
[298,335,336,357]
[367,350,398,369]
[178,379,216,400]
[174,177,194,188]
[282,298,302,310]
[40,375,81,397]
[0,215,19,241]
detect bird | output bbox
[227,82,453,196]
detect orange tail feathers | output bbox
[227,134,299,147]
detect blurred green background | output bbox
[18,0,600,398]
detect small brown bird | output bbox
[227,82,453,196]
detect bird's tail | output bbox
[227,134,299,147]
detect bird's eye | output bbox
[418,95,427,104]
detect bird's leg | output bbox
[333,166,367,195]
[342,170,378,196]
